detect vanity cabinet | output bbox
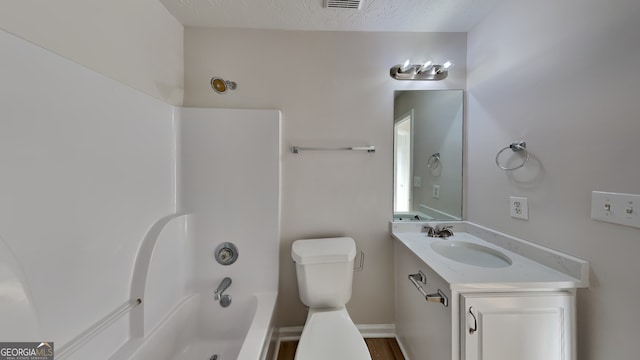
[461,292,574,360]
[396,239,576,360]
[392,223,588,360]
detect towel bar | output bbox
[291,145,375,154]
[408,271,449,307]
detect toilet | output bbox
[291,237,372,360]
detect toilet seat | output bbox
[294,308,372,360]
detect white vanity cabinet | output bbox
[461,292,574,360]
[392,222,588,360]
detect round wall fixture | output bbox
[211,77,227,93]
[210,77,237,94]
[214,242,239,265]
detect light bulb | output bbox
[443,61,454,70]
[399,59,412,73]
[419,59,433,73]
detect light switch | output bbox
[591,191,640,229]
[433,185,440,199]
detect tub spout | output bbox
[214,277,232,301]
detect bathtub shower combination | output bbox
[108,108,282,360]
[120,292,278,360]
[1,30,282,360]
[104,214,279,360]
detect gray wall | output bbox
[467,1,640,358]
[184,28,468,327]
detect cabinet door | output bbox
[395,242,452,360]
[462,292,574,360]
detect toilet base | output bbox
[294,307,372,360]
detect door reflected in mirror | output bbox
[394,90,463,221]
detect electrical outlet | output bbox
[510,196,528,220]
[413,176,421,187]
[433,185,440,199]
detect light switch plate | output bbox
[591,191,640,228]
[433,185,440,199]
[510,196,528,220]
[413,176,421,187]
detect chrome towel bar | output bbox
[291,145,375,154]
[408,271,449,307]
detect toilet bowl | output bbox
[295,308,370,360]
[291,237,372,360]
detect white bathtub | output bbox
[111,291,277,360]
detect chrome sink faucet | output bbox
[422,224,454,238]
[422,225,437,237]
[435,224,454,238]
[214,277,232,301]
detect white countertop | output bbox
[391,221,589,291]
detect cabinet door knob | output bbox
[468,306,478,335]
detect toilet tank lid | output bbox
[291,237,356,264]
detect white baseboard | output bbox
[358,323,396,338]
[274,324,405,360]
[277,323,395,341]
[277,326,304,341]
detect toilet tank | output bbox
[291,237,357,308]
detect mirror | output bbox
[394,90,463,221]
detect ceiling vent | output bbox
[324,0,363,10]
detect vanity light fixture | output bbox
[390,59,453,81]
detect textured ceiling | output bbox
[159,0,501,32]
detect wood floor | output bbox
[277,338,405,360]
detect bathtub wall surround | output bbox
[113,108,281,360]
[0,29,280,360]
[0,0,184,105]
[113,107,282,360]
[0,27,176,350]
[0,236,41,340]
[176,106,281,298]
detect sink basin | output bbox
[430,241,512,268]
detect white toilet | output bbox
[291,237,372,360]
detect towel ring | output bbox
[495,142,529,171]
[427,153,441,169]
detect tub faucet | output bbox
[214,277,232,301]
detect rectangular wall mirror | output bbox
[394,90,463,221]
